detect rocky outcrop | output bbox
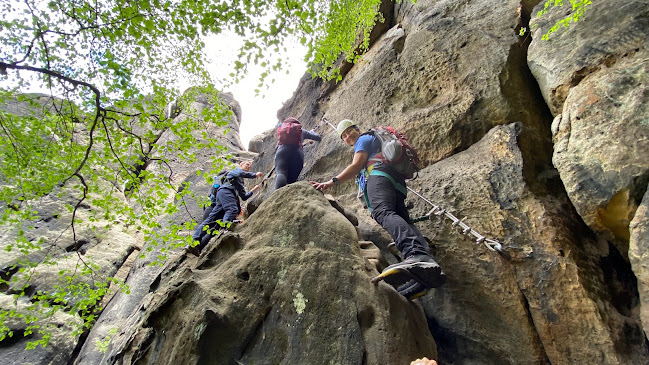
[414,123,645,364]
[4,0,649,364]
[529,0,649,255]
[76,182,436,364]
[528,1,649,351]
[630,190,649,338]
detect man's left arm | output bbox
[238,170,263,200]
[302,129,321,142]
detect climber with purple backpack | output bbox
[310,119,446,300]
[274,117,321,189]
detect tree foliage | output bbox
[522,0,592,40]
[0,0,386,350]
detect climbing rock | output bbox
[630,188,649,338]
[77,182,437,364]
[528,0,648,116]
[528,0,649,255]
[412,123,648,364]
[550,58,649,254]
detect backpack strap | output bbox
[358,167,407,213]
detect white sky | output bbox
[203,35,308,149]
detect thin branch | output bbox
[0,63,105,185]
[100,118,137,181]
[0,115,24,162]
[148,157,175,184]
[75,251,99,281]
[69,172,89,244]
[103,113,147,152]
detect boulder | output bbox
[76,182,437,365]
[529,0,649,254]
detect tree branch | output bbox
[69,172,89,248]
[0,63,105,185]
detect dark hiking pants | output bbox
[274,144,304,189]
[193,188,240,245]
[366,169,430,259]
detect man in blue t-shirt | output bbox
[188,160,262,256]
[311,119,446,300]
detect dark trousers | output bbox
[367,167,430,259]
[274,144,304,189]
[192,188,240,243]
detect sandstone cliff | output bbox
[253,0,649,363]
[2,0,649,364]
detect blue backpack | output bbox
[208,170,230,203]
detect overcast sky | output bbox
[204,35,308,149]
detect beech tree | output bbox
[0,0,385,349]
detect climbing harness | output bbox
[407,186,510,260]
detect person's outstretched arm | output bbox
[311,151,367,191]
[302,129,321,142]
[239,170,260,179]
[234,170,263,201]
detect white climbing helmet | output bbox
[336,119,357,138]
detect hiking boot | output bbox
[186,242,201,257]
[376,254,446,289]
[397,279,430,300]
[403,254,446,288]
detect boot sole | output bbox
[397,280,430,300]
[371,262,446,288]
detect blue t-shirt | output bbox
[353,134,381,159]
[354,134,382,191]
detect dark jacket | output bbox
[220,167,258,201]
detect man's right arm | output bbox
[311,151,367,191]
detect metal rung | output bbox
[452,217,466,227]
[407,186,510,260]
[426,207,438,216]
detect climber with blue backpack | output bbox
[188,160,262,256]
[202,170,230,222]
[310,119,446,300]
[274,117,322,189]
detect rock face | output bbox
[529,0,649,256]
[414,123,644,364]
[0,89,249,364]
[4,0,649,364]
[630,189,649,338]
[253,0,649,364]
[77,182,436,364]
[0,94,140,364]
